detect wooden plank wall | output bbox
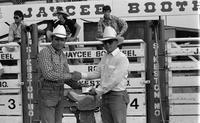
[0,43,23,123]
[167,38,200,123]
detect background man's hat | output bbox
[53,25,67,38]
[54,7,69,17]
[97,26,124,45]
[2,42,19,52]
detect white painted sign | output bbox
[69,63,145,72]
[170,104,200,115]
[127,78,146,88]
[3,65,21,74]
[0,79,21,89]
[0,0,198,23]
[169,92,200,104]
[0,116,22,123]
[169,116,200,123]
[65,77,146,89]
[168,47,200,56]
[127,117,146,123]
[65,49,144,59]
[0,94,22,115]
[168,62,199,70]
[0,53,20,60]
[127,93,146,115]
[169,76,200,87]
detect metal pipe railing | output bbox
[167,37,200,42]
[39,39,144,46]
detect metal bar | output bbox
[40,39,144,46]
[0,43,20,47]
[168,37,200,42]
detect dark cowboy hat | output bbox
[54,8,70,17]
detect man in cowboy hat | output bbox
[96,5,128,50]
[38,25,82,123]
[69,26,130,123]
[46,7,81,64]
[46,7,81,42]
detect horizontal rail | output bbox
[40,39,144,46]
[0,43,19,47]
[168,37,200,42]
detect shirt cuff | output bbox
[95,89,103,96]
[95,87,104,96]
[63,73,72,80]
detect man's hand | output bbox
[71,71,82,81]
[88,88,97,95]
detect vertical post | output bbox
[29,24,40,123]
[145,20,165,123]
[21,25,29,123]
[157,19,168,123]
[21,24,40,123]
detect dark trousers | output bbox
[39,86,64,123]
[79,111,96,123]
[101,90,130,123]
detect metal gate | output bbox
[0,43,23,123]
[167,37,200,123]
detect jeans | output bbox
[101,90,130,123]
[39,86,64,123]
[80,111,96,123]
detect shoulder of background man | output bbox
[37,19,54,25]
[98,17,104,25]
[110,15,120,20]
[99,17,104,22]
[65,18,76,25]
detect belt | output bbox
[41,80,64,90]
[104,90,127,95]
[41,84,63,91]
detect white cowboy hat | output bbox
[52,25,68,38]
[2,42,19,52]
[97,26,124,45]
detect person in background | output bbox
[8,10,26,44]
[38,25,82,123]
[46,7,81,64]
[96,5,128,49]
[70,26,130,123]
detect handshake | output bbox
[71,71,82,81]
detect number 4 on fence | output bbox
[130,98,139,109]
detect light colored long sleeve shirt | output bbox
[82,48,129,96]
[97,15,128,38]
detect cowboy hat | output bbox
[97,26,124,45]
[54,8,70,17]
[2,42,19,52]
[52,25,69,38]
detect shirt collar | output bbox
[110,48,120,56]
[14,20,24,26]
[48,45,62,55]
[103,15,113,20]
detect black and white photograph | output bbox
[0,0,199,123]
